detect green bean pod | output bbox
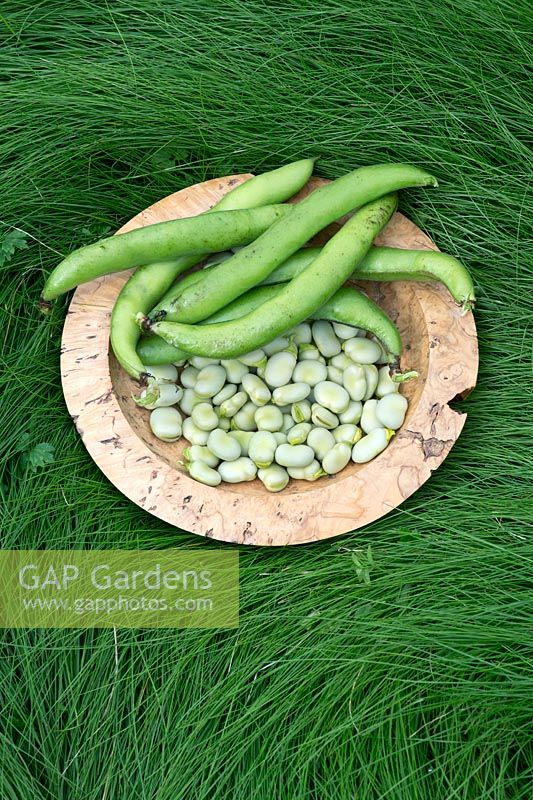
[144,194,401,361]
[137,285,282,365]
[42,204,291,305]
[59,162,314,383]
[161,163,437,323]
[138,275,402,367]
[354,246,475,311]
[149,158,316,318]
[261,245,475,311]
[45,159,315,308]
[260,248,322,285]
[106,205,292,381]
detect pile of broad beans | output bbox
[42,158,474,491]
[141,319,408,490]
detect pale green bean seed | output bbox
[281,413,295,433]
[351,427,394,463]
[327,365,344,385]
[311,403,339,429]
[360,399,382,434]
[291,322,312,345]
[139,383,183,409]
[172,359,187,367]
[272,382,310,406]
[212,383,237,406]
[307,428,336,461]
[363,364,379,400]
[180,365,199,389]
[298,343,321,361]
[292,360,327,386]
[375,366,400,398]
[339,400,363,425]
[143,363,178,383]
[291,400,312,423]
[207,428,241,461]
[257,465,289,492]
[287,422,312,445]
[332,321,361,339]
[287,459,324,481]
[263,335,290,356]
[239,349,267,368]
[314,381,350,414]
[228,430,254,456]
[218,416,231,431]
[343,337,382,364]
[219,390,248,418]
[312,320,341,357]
[182,417,210,445]
[376,393,408,429]
[255,405,284,432]
[187,460,221,486]
[191,402,219,431]
[249,431,278,468]
[195,365,226,398]
[322,442,351,475]
[179,388,203,416]
[273,431,288,445]
[264,351,296,388]
[183,445,219,468]
[189,356,220,368]
[286,465,304,480]
[329,353,353,370]
[231,401,258,431]
[149,407,183,441]
[343,364,367,402]
[275,443,315,468]
[242,373,271,406]
[333,423,361,445]
[218,457,257,483]
[221,359,249,384]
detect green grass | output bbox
[1,0,532,797]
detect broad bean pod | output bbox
[144,195,401,361]
[161,163,437,323]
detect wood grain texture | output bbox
[61,174,478,546]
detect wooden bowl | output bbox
[61,175,478,546]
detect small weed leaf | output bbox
[351,545,374,584]
[17,435,56,473]
[0,229,28,267]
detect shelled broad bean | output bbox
[140,319,410,491]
